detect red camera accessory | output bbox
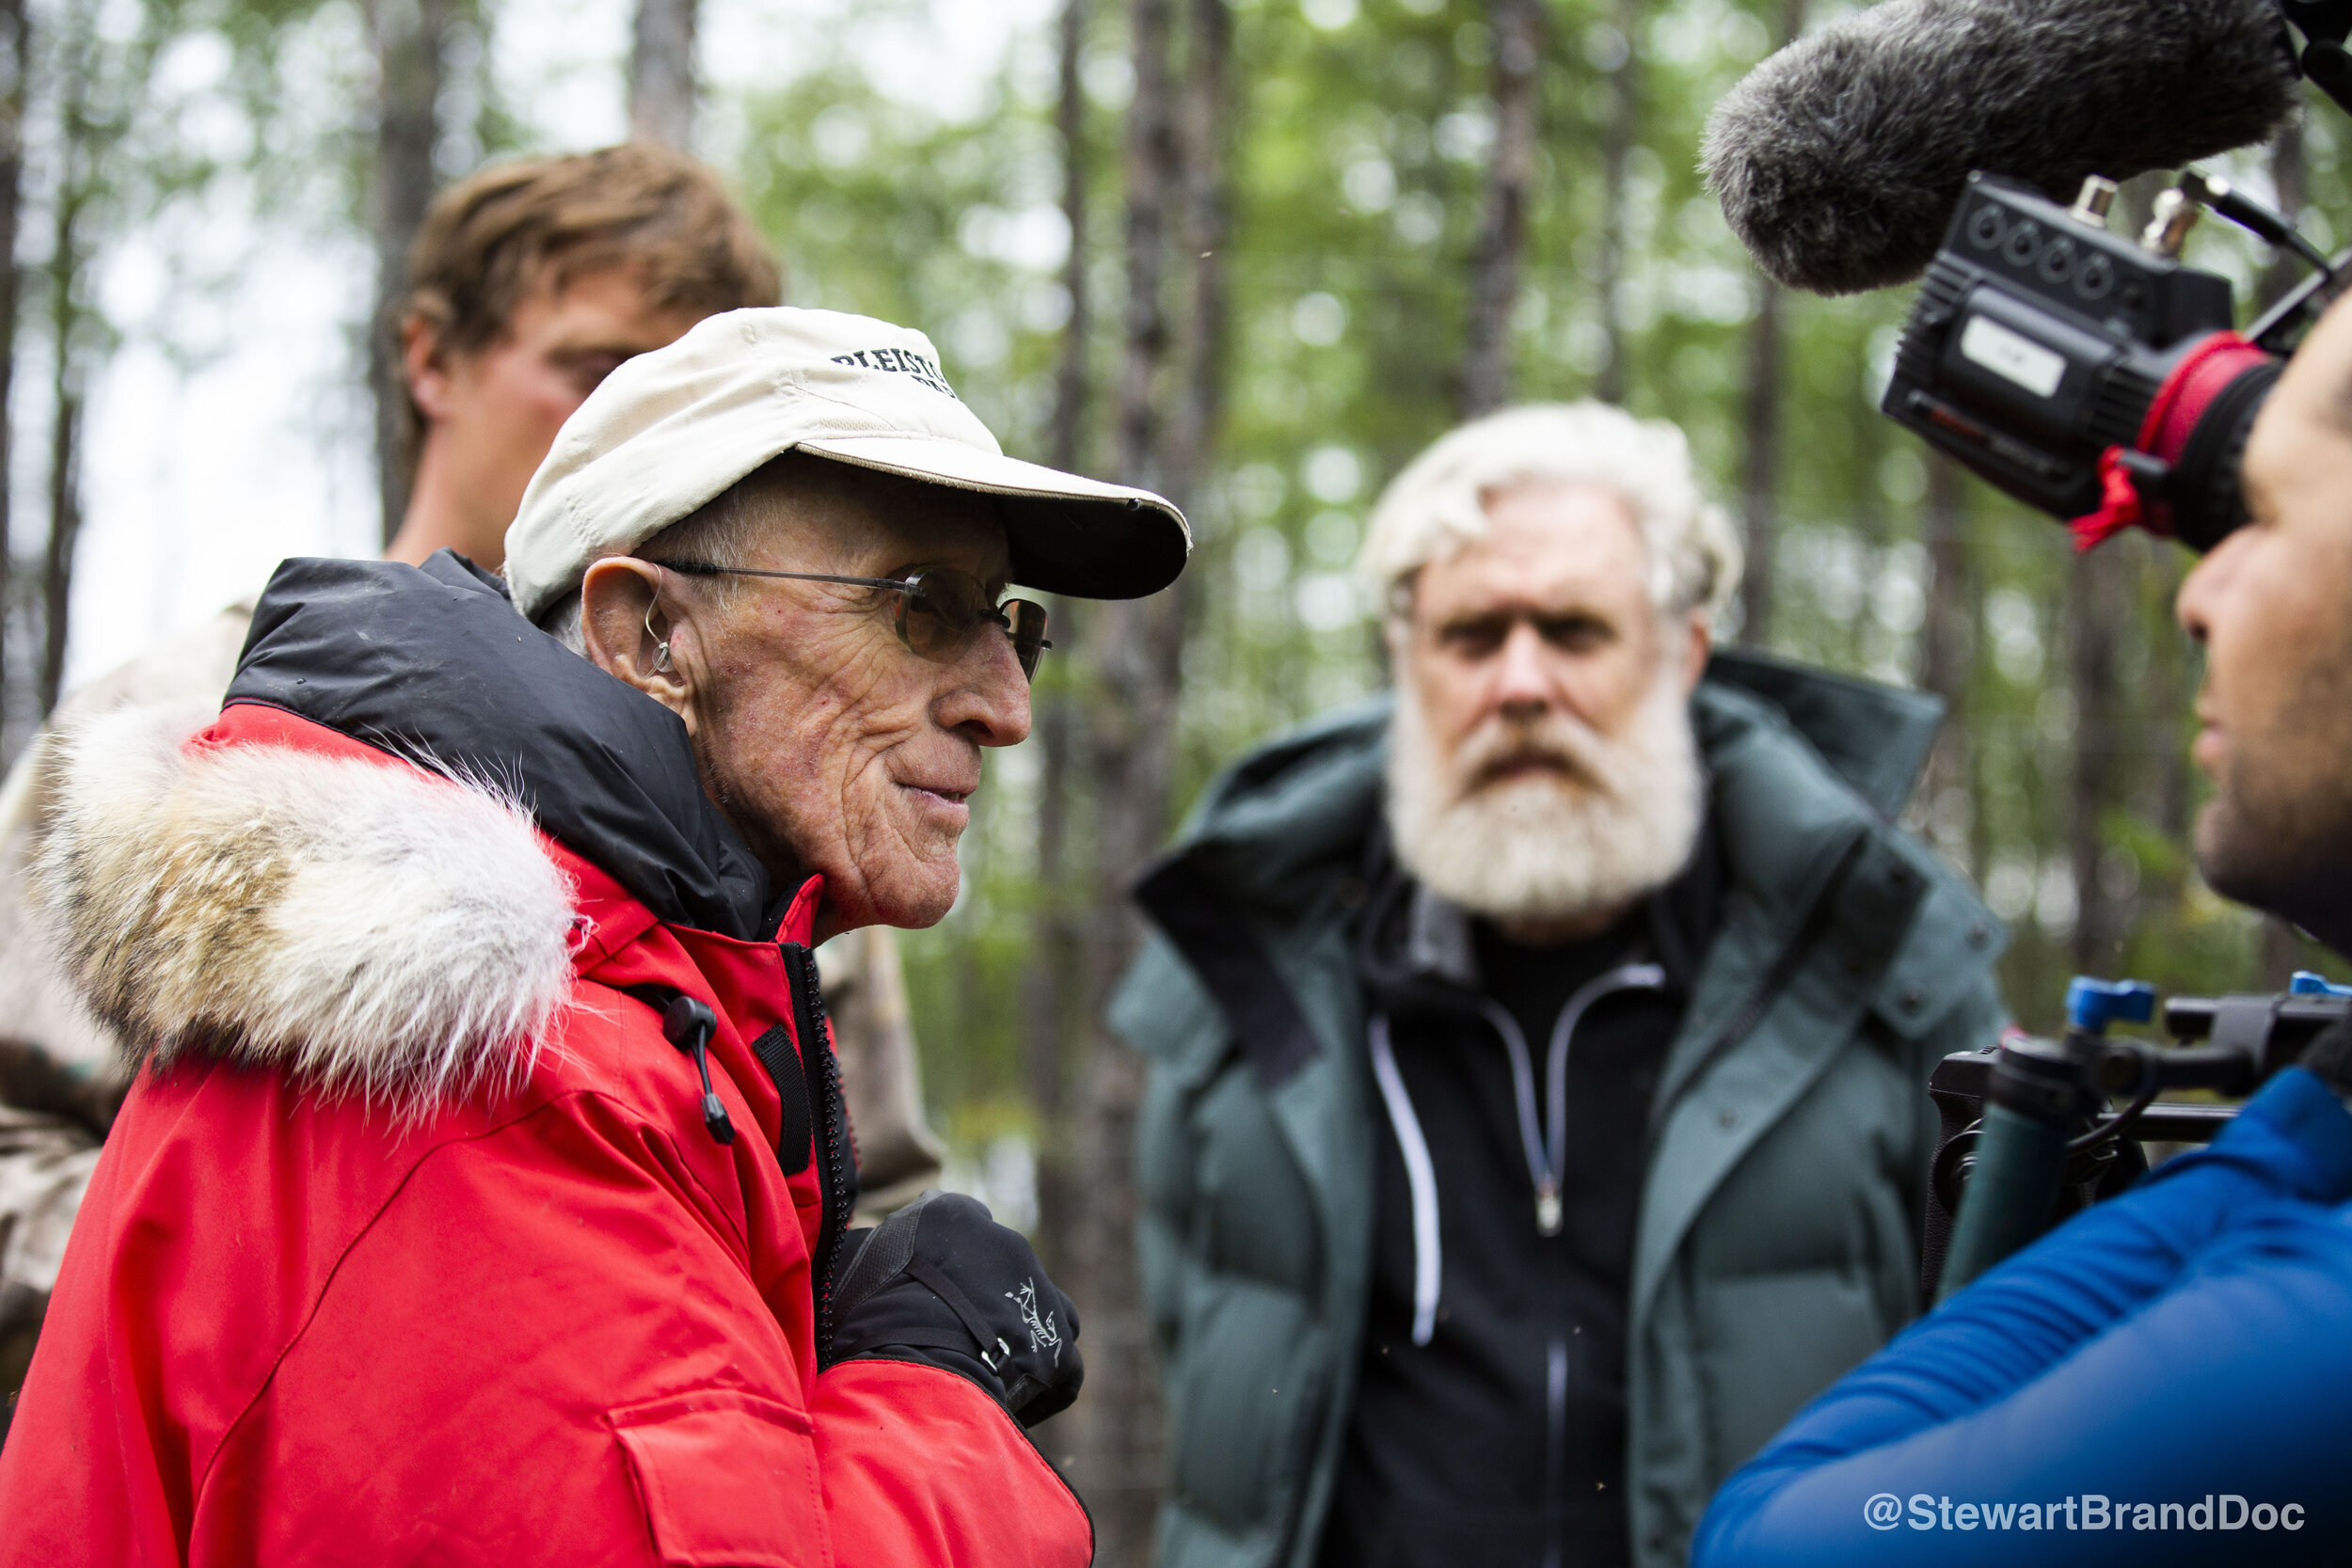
[2071,331,2284,552]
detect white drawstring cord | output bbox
[1369,1013,1442,1347]
[1369,962,1667,1346]
[1479,963,1666,1235]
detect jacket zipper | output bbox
[1476,962,1666,1238]
[779,941,857,1354]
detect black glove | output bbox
[824,1191,1083,1427]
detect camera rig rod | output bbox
[1933,981,2153,1303]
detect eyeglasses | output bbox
[657,561,1053,681]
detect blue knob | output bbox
[2066,976,2157,1034]
[2289,971,2352,998]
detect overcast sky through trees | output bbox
[63,0,1051,688]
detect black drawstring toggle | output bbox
[660,993,736,1146]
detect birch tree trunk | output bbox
[39,6,101,717]
[39,302,81,719]
[1459,0,1540,417]
[629,0,697,150]
[2140,546,2197,920]
[1057,0,1185,1553]
[2253,124,2310,977]
[1737,0,1804,645]
[2063,176,2166,972]
[1026,0,1091,1284]
[367,0,449,546]
[1738,273,1782,643]
[1113,0,1174,499]
[1918,454,1979,877]
[2067,536,2136,972]
[1025,689,1079,1261]
[1164,0,1229,501]
[1594,0,1637,405]
[1050,0,1092,479]
[0,0,25,741]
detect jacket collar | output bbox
[31,544,836,1119]
[228,550,779,942]
[33,695,827,1121]
[1131,654,1986,1092]
[1702,646,1942,820]
[1159,649,1945,915]
[1355,816,1725,1020]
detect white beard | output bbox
[1385,661,1705,926]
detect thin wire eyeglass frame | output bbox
[652,560,1053,681]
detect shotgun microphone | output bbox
[1702,0,2301,295]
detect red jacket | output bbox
[0,695,1090,1566]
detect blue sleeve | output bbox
[1693,1068,2352,1567]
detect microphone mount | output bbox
[2282,0,2352,115]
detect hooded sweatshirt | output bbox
[1318,824,1724,1568]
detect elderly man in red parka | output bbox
[0,306,1187,1566]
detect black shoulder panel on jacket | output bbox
[225,551,774,940]
[1135,853,1323,1088]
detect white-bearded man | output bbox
[1113,403,2011,1568]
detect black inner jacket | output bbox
[1318,818,1724,1568]
[226,550,783,940]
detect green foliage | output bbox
[735,57,1072,457]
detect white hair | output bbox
[1358,402,1744,623]
[529,459,786,656]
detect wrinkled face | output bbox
[405,264,706,566]
[2177,293,2352,951]
[584,467,1031,940]
[1400,481,1704,800]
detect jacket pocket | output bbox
[611,1390,827,1567]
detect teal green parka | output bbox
[1108,651,2010,1568]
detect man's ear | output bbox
[580,558,694,725]
[1678,610,1712,695]
[403,314,455,423]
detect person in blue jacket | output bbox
[1694,1066,2352,1566]
[1692,257,2352,1566]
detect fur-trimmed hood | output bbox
[20,549,794,1113]
[31,704,580,1109]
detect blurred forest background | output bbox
[8,0,2352,1556]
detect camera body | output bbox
[1919,977,2352,1301]
[1883,173,2282,551]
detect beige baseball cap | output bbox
[504,306,1190,623]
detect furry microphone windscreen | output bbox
[1702,0,2299,295]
